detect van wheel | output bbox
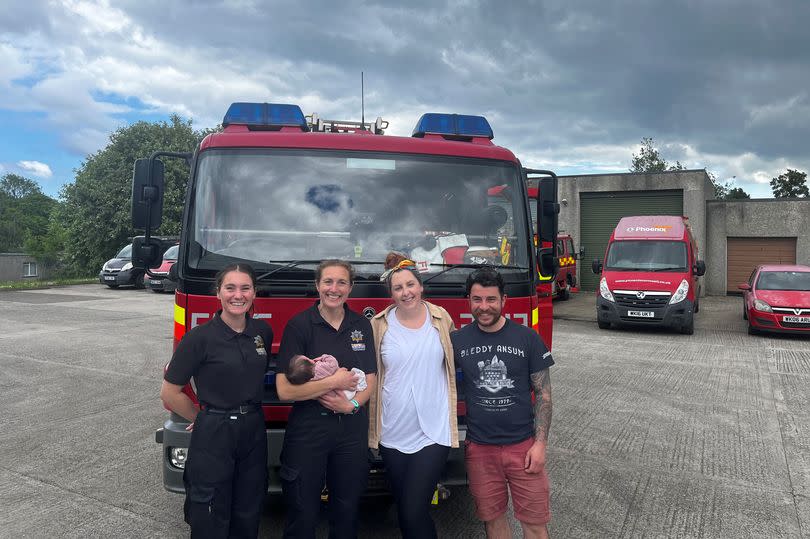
[680,317,694,335]
[597,320,611,330]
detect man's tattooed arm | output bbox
[531,369,552,443]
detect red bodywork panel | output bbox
[171,291,547,422]
[201,128,518,163]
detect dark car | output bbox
[738,264,810,335]
[145,244,179,293]
[98,243,143,288]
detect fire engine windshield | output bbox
[187,149,531,281]
[605,240,688,271]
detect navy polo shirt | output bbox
[278,302,376,409]
[165,311,273,410]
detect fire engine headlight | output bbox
[599,278,614,302]
[169,447,187,469]
[121,262,133,271]
[669,279,689,304]
[753,299,773,313]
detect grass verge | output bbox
[0,277,97,291]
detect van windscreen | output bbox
[605,240,687,272]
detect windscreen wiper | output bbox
[651,267,686,272]
[257,260,385,281]
[422,263,529,285]
[256,260,322,281]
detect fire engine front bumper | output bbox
[156,414,468,495]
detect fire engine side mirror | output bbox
[592,259,602,274]
[132,235,163,269]
[538,248,558,278]
[131,158,165,230]
[693,260,706,276]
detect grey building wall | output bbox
[0,253,43,282]
[557,170,714,293]
[705,198,810,295]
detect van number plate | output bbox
[104,276,115,281]
[627,310,654,318]
[783,316,810,324]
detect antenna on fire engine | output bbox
[361,71,365,130]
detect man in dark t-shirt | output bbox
[452,268,554,539]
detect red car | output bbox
[738,264,810,335]
[145,244,179,293]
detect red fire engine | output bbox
[131,103,559,496]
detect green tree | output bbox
[770,169,809,198]
[0,174,57,253]
[58,115,205,275]
[725,187,750,199]
[630,137,685,173]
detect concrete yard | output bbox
[0,285,807,538]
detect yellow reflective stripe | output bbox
[174,304,186,326]
[532,307,539,327]
[538,274,552,281]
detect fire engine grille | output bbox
[614,292,671,309]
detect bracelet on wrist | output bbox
[349,399,360,414]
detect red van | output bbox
[591,216,706,334]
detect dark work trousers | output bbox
[379,443,450,539]
[183,408,268,539]
[280,405,369,539]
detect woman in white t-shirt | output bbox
[368,254,458,539]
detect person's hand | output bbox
[329,368,359,391]
[318,391,353,413]
[524,441,546,474]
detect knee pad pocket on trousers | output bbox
[279,464,302,507]
[184,483,229,533]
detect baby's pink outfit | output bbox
[311,354,367,399]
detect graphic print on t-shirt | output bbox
[475,355,514,393]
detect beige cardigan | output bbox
[368,301,459,449]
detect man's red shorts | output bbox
[465,437,551,524]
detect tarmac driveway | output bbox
[0,285,807,538]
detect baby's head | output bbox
[286,355,314,385]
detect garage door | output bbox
[579,190,684,291]
[726,237,797,293]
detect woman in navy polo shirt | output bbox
[276,259,377,539]
[160,263,272,538]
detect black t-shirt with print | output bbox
[164,311,273,409]
[451,318,554,445]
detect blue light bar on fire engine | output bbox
[223,102,309,130]
[412,113,494,139]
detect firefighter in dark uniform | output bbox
[276,260,377,539]
[160,263,272,539]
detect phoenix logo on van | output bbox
[625,225,673,233]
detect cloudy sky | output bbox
[2,0,809,198]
